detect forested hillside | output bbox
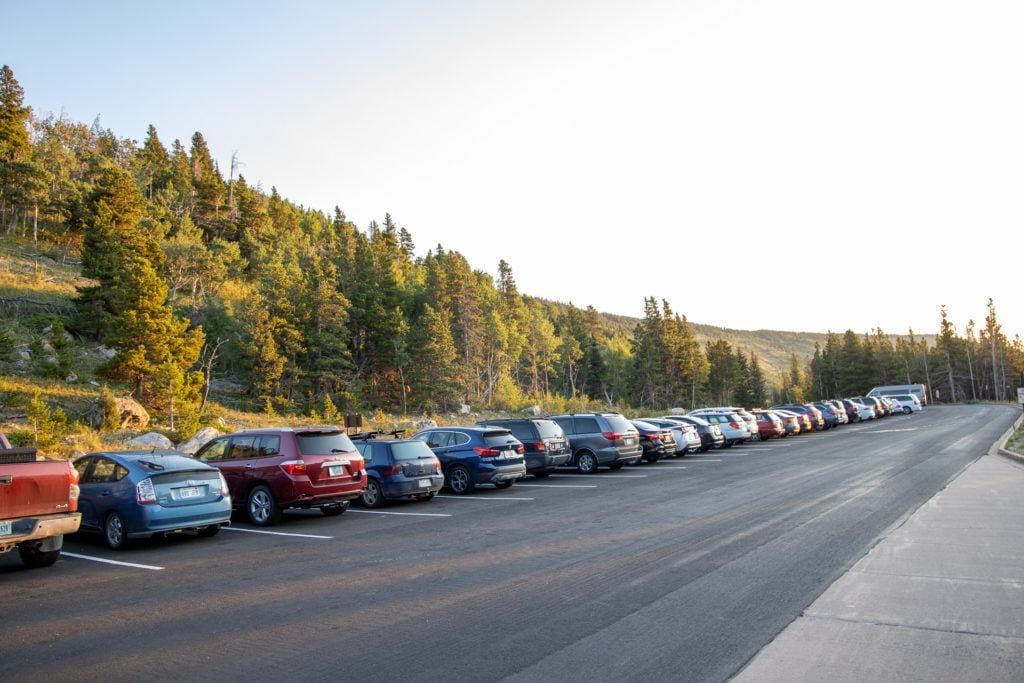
[1,64,1022,452]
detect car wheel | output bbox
[644,454,661,463]
[576,452,598,474]
[903,406,912,414]
[18,542,61,568]
[700,444,711,452]
[361,479,385,508]
[104,511,128,550]
[532,471,551,478]
[247,485,282,526]
[197,525,221,538]
[494,480,514,489]
[723,441,733,448]
[321,502,349,516]
[447,465,475,494]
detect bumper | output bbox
[278,477,366,508]
[127,502,232,537]
[382,475,445,498]
[477,463,527,484]
[596,446,642,465]
[0,512,81,553]
[526,451,572,473]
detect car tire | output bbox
[321,502,349,516]
[494,480,514,489]
[446,465,475,494]
[361,479,385,508]
[104,511,129,550]
[700,444,711,452]
[197,525,221,538]
[18,542,61,568]
[576,452,599,474]
[532,471,552,479]
[903,406,912,414]
[247,485,282,526]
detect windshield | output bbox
[534,420,563,439]
[603,415,635,433]
[296,432,356,455]
[390,441,435,461]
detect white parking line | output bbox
[551,473,647,479]
[62,552,164,571]
[675,459,721,463]
[222,527,334,539]
[434,495,534,501]
[345,509,452,517]
[515,483,598,488]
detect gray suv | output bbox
[550,413,642,474]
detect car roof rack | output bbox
[349,429,406,441]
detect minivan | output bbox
[549,413,642,473]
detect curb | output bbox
[993,411,1024,465]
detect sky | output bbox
[4,0,1022,338]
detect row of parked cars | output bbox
[2,390,925,560]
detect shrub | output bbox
[98,386,120,432]
[26,391,69,452]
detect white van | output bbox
[867,384,928,406]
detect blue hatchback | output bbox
[411,427,527,495]
[351,438,444,507]
[73,450,232,550]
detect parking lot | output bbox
[2,404,1018,682]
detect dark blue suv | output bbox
[351,438,444,508]
[411,427,527,494]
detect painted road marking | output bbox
[514,483,598,488]
[862,428,919,434]
[345,509,452,517]
[62,552,164,571]
[551,474,648,479]
[222,527,334,539]
[434,495,534,501]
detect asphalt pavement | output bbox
[1,404,1017,682]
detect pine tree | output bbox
[409,304,461,411]
[0,65,31,162]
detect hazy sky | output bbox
[4,0,1022,337]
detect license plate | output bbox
[177,486,203,500]
[329,465,346,477]
[502,450,515,459]
[0,520,11,536]
[418,478,431,487]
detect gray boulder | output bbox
[524,405,543,416]
[86,396,150,430]
[124,432,174,450]
[176,426,224,454]
[97,345,116,360]
[670,407,686,415]
[459,403,471,415]
[41,340,55,354]
[415,419,438,430]
[65,372,78,383]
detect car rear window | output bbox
[500,422,534,441]
[391,441,435,461]
[603,415,634,433]
[296,431,356,455]
[685,416,710,426]
[482,430,516,446]
[534,420,562,439]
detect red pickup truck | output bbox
[0,431,81,568]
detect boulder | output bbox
[86,396,150,430]
[459,403,471,415]
[670,407,686,415]
[176,426,224,454]
[415,419,438,430]
[65,372,78,383]
[88,380,100,387]
[524,405,543,416]
[124,432,174,450]
[41,340,55,354]
[97,345,116,360]
[43,354,58,365]
[14,348,31,362]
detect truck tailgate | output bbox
[0,462,75,519]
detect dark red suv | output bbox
[195,427,366,526]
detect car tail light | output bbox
[280,460,307,476]
[473,446,499,457]
[602,432,622,441]
[515,444,525,454]
[136,477,157,505]
[383,464,404,476]
[533,441,547,452]
[434,461,442,474]
[729,422,740,429]
[648,433,661,441]
[218,473,229,497]
[67,464,80,511]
